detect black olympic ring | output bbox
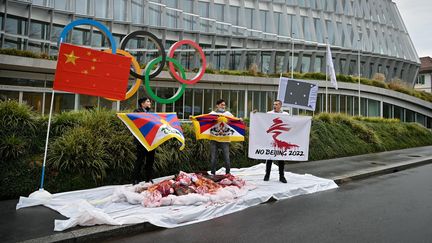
[119,30,166,79]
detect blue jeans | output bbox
[210,141,230,174]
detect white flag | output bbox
[326,44,338,90]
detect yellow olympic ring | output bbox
[103,49,142,101]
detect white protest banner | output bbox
[248,112,312,161]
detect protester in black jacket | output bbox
[132,97,155,184]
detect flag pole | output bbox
[40,89,55,189]
[325,38,329,113]
[290,33,294,115]
[358,37,361,116]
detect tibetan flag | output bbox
[53,43,131,100]
[190,114,245,142]
[117,113,185,151]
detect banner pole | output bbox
[325,40,329,113]
[40,89,55,189]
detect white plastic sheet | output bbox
[16,164,338,231]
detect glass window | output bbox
[291,15,300,38]
[360,98,367,116]
[50,24,64,43]
[199,2,210,32]
[302,16,313,41]
[79,94,98,110]
[114,0,127,21]
[416,113,426,127]
[29,21,48,40]
[75,0,88,15]
[346,96,353,115]
[203,89,213,114]
[184,89,193,119]
[383,103,392,118]
[340,95,346,114]
[276,12,288,36]
[244,8,255,29]
[238,90,245,118]
[132,0,144,24]
[91,31,103,47]
[71,29,89,45]
[149,3,162,26]
[261,52,271,73]
[326,20,334,45]
[229,52,241,70]
[166,8,179,29]
[301,56,311,73]
[416,75,425,85]
[0,90,19,102]
[45,93,75,114]
[182,0,194,30]
[95,0,108,18]
[22,92,43,114]
[155,87,174,112]
[215,4,225,22]
[174,93,184,119]
[314,56,322,72]
[198,1,209,17]
[405,109,415,122]
[314,18,324,43]
[54,0,68,11]
[393,105,404,121]
[32,0,45,6]
[367,99,380,117]
[5,16,26,35]
[229,6,240,26]
[27,41,43,53]
[194,89,203,115]
[229,90,238,116]
[259,10,270,32]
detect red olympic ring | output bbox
[167,40,206,85]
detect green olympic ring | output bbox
[144,57,187,104]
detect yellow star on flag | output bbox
[64,51,79,65]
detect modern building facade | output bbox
[0,0,430,128]
[415,57,432,93]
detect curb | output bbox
[331,156,432,185]
[20,222,159,243]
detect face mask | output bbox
[217,108,225,112]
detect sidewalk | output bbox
[1,145,431,243]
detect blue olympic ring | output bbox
[58,19,117,54]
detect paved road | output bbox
[106,164,432,243]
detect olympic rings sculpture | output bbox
[58,19,206,104]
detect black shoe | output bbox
[279,176,287,183]
[263,174,270,181]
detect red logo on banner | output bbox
[266,117,299,150]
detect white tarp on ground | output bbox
[16,164,338,231]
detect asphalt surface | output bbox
[1,145,431,243]
[106,163,432,243]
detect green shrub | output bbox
[48,127,109,183]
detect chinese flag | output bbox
[53,43,131,100]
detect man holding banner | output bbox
[132,97,156,184]
[248,101,312,183]
[264,100,289,183]
[209,99,234,175]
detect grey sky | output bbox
[393,0,432,58]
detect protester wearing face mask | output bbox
[132,97,156,184]
[208,99,233,175]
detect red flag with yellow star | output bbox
[53,43,131,100]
